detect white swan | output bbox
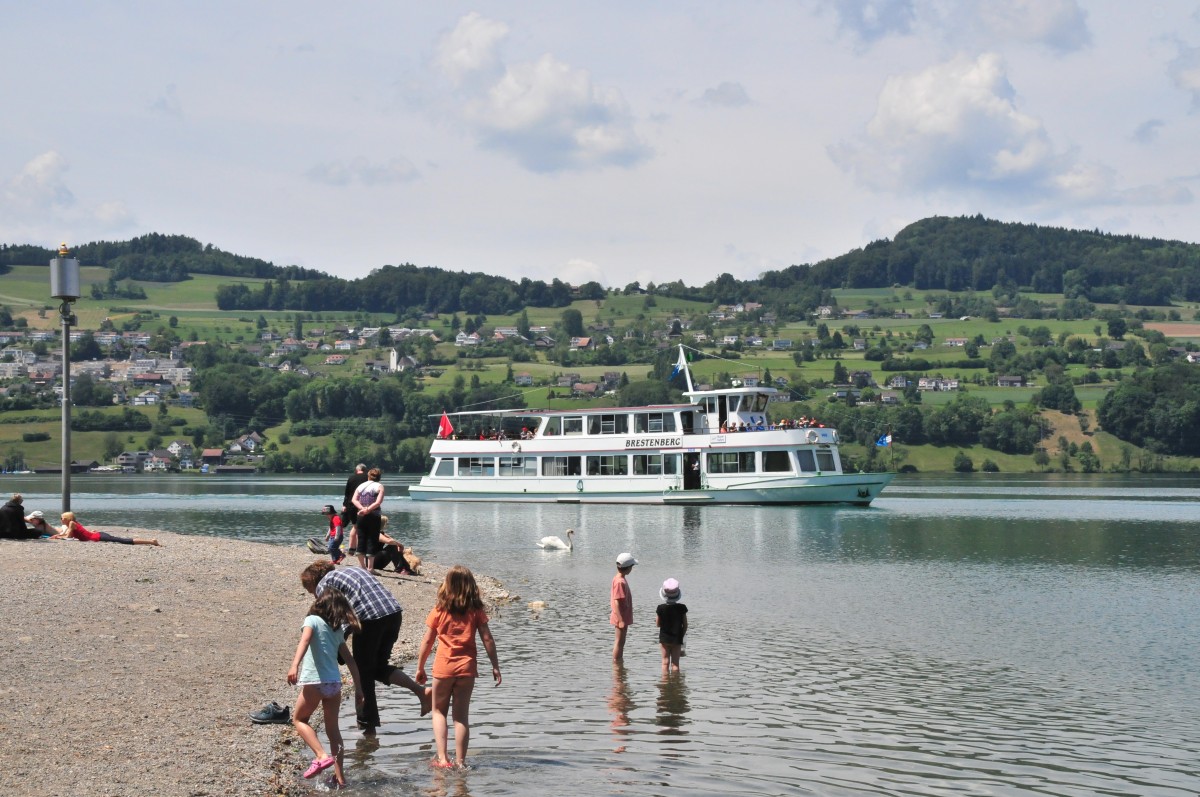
[537,528,574,550]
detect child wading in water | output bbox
[656,578,688,673]
[610,552,637,661]
[287,591,364,785]
[416,565,501,768]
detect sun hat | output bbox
[659,578,681,603]
[321,504,336,514]
[615,552,637,568]
[28,510,44,519]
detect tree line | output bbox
[8,215,1200,317]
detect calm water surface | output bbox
[9,472,1200,796]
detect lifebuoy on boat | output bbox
[806,430,819,444]
[511,441,521,452]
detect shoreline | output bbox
[0,529,499,797]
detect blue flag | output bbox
[875,433,892,447]
[669,348,688,380]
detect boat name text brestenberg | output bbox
[625,437,682,448]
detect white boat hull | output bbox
[409,472,893,506]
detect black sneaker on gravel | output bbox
[249,701,291,724]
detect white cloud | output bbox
[1131,119,1164,144]
[150,84,183,117]
[307,157,419,187]
[92,200,135,227]
[830,0,916,44]
[698,82,751,108]
[0,152,135,242]
[556,257,606,287]
[830,54,1055,195]
[950,0,1090,53]
[4,151,75,211]
[437,13,650,173]
[435,11,508,89]
[1168,42,1200,108]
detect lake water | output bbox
[7,472,1200,796]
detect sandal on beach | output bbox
[303,756,336,779]
[430,758,454,769]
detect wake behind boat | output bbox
[409,346,893,506]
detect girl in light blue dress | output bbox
[287,590,364,785]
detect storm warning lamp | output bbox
[50,242,81,512]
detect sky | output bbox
[3,2,1200,290]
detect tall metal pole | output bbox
[49,243,80,515]
[60,301,72,512]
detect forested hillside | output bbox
[4,215,1200,318]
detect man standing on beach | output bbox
[300,561,431,735]
[342,464,368,561]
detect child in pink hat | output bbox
[655,578,688,674]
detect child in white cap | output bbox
[656,578,688,674]
[610,552,637,662]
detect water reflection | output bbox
[655,674,690,736]
[422,767,473,797]
[607,663,635,753]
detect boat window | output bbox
[586,455,629,476]
[762,450,792,472]
[705,451,756,473]
[816,450,837,472]
[726,396,742,413]
[563,416,584,436]
[751,394,770,412]
[498,456,538,477]
[796,449,817,472]
[587,414,629,435]
[543,417,561,436]
[457,457,494,477]
[633,454,680,475]
[434,458,453,477]
[541,456,581,477]
[634,412,676,433]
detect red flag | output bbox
[437,412,454,439]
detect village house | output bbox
[997,375,1026,387]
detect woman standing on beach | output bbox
[287,590,364,785]
[416,565,501,769]
[51,512,161,546]
[351,468,385,571]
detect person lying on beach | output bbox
[50,512,161,546]
[24,510,54,537]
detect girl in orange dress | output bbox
[415,566,501,768]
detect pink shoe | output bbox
[430,758,454,769]
[303,756,335,779]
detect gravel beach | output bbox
[0,529,494,797]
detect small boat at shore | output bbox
[409,347,893,506]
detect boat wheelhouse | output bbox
[408,349,893,505]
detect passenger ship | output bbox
[409,349,894,506]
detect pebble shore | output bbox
[0,529,493,797]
